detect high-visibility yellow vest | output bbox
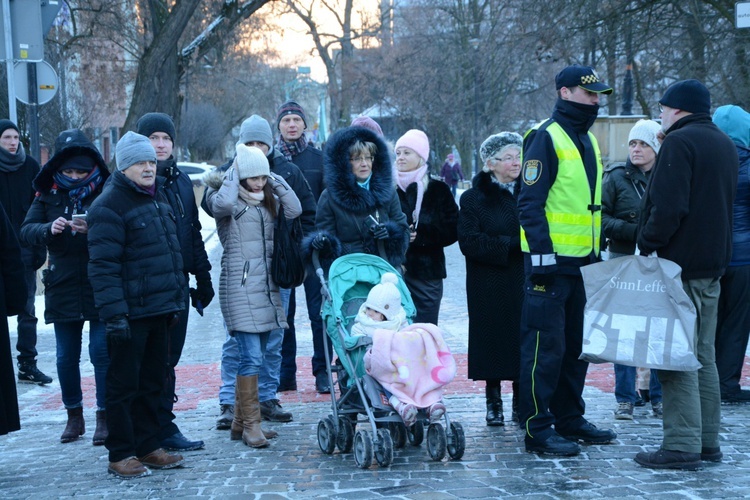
[521,121,602,257]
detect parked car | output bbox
[177,162,215,186]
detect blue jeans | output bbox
[219,288,290,404]
[54,320,108,409]
[614,364,661,404]
[234,331,270,377]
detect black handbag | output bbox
[271,207,306,288]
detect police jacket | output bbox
[601,160,650,255]
[87,170,186,321]
[518,98,603,275]
[157,157,210,277]
[637,113,738,280]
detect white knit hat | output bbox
[364,272,403,321]
[628,119,661,154]
[235,144,270,180]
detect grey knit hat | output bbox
[235,144,270,180]
[238,115,273,150]
[116,131,156,171]
[480,132,523,163]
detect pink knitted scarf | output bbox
[396,165,428,224]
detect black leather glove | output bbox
[191,271,214,313]
[311,234,330,251]
[105,315,130,344]
[370,223,389,240]
[530,272,556,287]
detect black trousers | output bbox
[715,265,750,396]
[157,284,189,440]
[403,273,443,325]
[16,267,38,363]
[519,274,589,441]
[105,315,168,462]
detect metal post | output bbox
[469,38,480,176]
[2,0,16,123]
[621,27,633,116]
[27,62,40,160]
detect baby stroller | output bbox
[312,252,466,468]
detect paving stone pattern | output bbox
[2,223,750,499]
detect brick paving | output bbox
[2,224,750,498]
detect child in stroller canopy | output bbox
[352,273,455,426]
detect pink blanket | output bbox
[364,323,456,407]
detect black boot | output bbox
[485,385,504,426]
[92,410,107,446]
[511,380,520,423]
[61,407,85,443]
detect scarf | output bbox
[396,164,428,223]
[0,142,26,173]
[276,136,308,161]
[490,175,516,194]
[52,166,104,212]
[238,183,264,206]
[357,173,372,190]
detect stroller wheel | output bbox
[336,417,354,453]
[407,420,425,446]
[446,421,466,460]
[317,416,336,455]
[427,423,447,461]
[389,422,407,449]
[374,428,394,467]
[353,430,373,469]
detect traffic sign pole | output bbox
[2,0,16,123]
[27,62,39,160]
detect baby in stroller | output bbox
[351,273,456,426]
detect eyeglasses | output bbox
[658,103,664,113]
[492,154,521,163]
[350,156,374,164]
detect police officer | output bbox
[517,65,617,456]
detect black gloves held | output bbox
[105,315,130,344]
[311,234,330,251]
[370,223,389,240]
[190,271,215,316]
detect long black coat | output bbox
[397,178,458,280]
[20,130,110,323]
[0,203,26,435]
[458,171,524,380]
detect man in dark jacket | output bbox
[136,113,213,452]
[0,119,51,385]
[206,114,316,429]
[275,100,329,393]
[635,80,738,470]
[88,132,186,479]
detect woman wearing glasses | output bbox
[307,125,409,271]
[394,130,458,324]
[458,132,525,426]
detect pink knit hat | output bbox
[351,115,383,137]
[395,129,430,162]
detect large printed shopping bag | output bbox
[579,255,700,371]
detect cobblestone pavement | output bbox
[3,214,750,499]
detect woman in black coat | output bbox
[394,129,458,324]
[458,132,524,426]
[20,129,110,445]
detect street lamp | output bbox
[469,37,480,176]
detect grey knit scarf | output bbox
[0,142,26,173]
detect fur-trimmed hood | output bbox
[203,168,225,190]
[324,126,394,214]
[33,129,109,193]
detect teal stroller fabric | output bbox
[320,253,416,385]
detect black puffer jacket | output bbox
[601,160,650,255]
[290,146,325,201]
[20,130,110,323]
[305,126,409,270]
[397,178,458,280]
[87,170,186,321]
[157,157,210,276]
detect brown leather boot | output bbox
[108,457,150,479]
[236,375,269,448]
[93,410,108,446]
[61,407,85,443]
[231,384,277,440]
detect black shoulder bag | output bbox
[271,207,306,288]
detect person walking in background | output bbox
[88,132,187,479]
[0,119,51,385]
[601,119,663,420]
[517,65,617,457]
[204,145,301,449]
[440,153,463,198]
[458,132,524,427]
[394,129,458,325]
[136,113,214,453]
[275,100,329,394]
[712,104,750,404]
[635,80,738,470]
[20,130,111,445]
[0,203,27,437]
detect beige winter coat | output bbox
[205,167,302,334]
